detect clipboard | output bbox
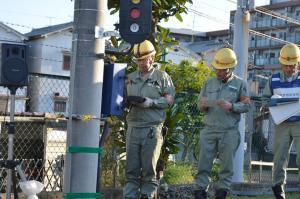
[268,97,299,107]
[269,101,300,125]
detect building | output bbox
[233,0,300,95]
[180,0,300,96]
[165,28,231,65]
[182,29,231,66]
[25,22,72,114]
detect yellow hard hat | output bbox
[279,43,300,65]
[212,48,237,69]
[133,40,156,60]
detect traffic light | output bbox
[119,0,152,44]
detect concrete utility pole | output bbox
[63,0,106,194]
[232,0,250,182]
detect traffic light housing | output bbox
[119,0,152,44]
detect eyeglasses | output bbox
[136,57,152,63]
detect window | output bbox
[53,92,68,113]
[270,52,275,58]
[287,7,294,13]
[54,101,67,113]
[63,54,71,71]
[0,96,9,112]
[278,32,285,39]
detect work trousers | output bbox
[123,124,163,199]
[272,121,300,186]
[195,128,240,190]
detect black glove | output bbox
[126,96,146,105]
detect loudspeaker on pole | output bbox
[0,43,28,87]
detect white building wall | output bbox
[165,45,201,64]
[165,50,199,64]
[0,26,23,43]
[27,30,72,77]
[0,87,27,113]
[27,30,72,113]
[27,40,43,74]
[28,76,69,113]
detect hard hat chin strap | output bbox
[222,70,233,83]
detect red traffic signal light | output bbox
[119,0,152,44]
[130,8,141,19]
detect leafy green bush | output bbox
[163,161,221,185]
[163,163,196,184]
[210,162,220,182]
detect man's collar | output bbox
[280,71,299,82]
[218,73,234,84]
[138,68,155,79]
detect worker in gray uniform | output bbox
[194,48,251,199]
[123,40,175,199]
[262,43,300,199]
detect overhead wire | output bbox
[189,2,300,45]
[189,0,230,14]
[0,9,71,21]
[248,29,290,45]
[0,20,74,38]
[187,7,298,69]
[226,0,237,5]
[188,8,293,45]
[188,8,229,25]
[254,6,300,26]
[1,2,298,65]
[0,35,71,51]
[0,20,33,30]
[29,56,63,63]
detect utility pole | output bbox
[232,0,250,182]
[63,0,106,196]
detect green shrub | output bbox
[210,162,220,182]
[163,163,196,184]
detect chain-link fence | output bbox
[0,73,69,193]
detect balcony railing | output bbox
[255,58,279,66]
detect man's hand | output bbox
[217,99,232,110]
[198,97,208,110]
[164,93,174,106]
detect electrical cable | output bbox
[226,0,237,5]
[188,8,294,45]
[254,6,300,26]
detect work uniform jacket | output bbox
[199,74,250,130]
[126,68,175,127]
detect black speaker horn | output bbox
[0,43,28,87]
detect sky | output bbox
[0,0,270,34]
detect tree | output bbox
[163,60,215,164]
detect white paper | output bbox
[269,101,300,125]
